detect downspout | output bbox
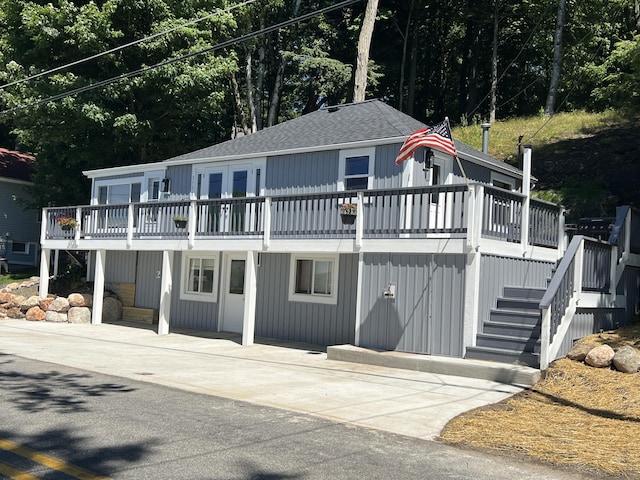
[481,123,491,154]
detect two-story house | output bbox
[39,100,640,371]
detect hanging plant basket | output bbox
[340,213,356,225]
[61,224,74,231]
[339,203,357,225]
[173,218,188,229]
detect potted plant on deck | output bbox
[172,215,188,229]
[56,215,78,231]
[339,203,357,225]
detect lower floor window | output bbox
[181,253,218,302]
[290,254,338,304]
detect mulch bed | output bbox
[439,323,640,478]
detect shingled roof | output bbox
[0,148,36,182]
[163,99,522,176]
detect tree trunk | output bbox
[256,15,266,131]
[545,0,566,118]
[489,0,499,124]
[230,72,249,137]
[245,49,258,133]
[267,0,302,127]
[398,1,414,112]
[353,0,379,103]
[407,15,419,116]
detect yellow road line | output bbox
[0,462,39,480]
[0,439,110,480]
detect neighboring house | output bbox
[0,148,40,271]
[39,100,640,370]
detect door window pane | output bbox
[229,259,245,294]
[208,173,223,199]
[232,170,248,197]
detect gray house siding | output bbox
[0,180,40,267]
[373,144,404,189]
[165,165,192,199]
[265,151,338,195]
[169,252,220,331]
[87,250,137,284]
[478,254,554,329]
[254,253,358,345]
[358,253,466,356]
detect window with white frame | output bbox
[491,172,516,191]
[10,242,29,255]
[289,254,338,305]
[181,252,219,302]
[338,147,375,191]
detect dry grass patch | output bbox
[440,323,640,478]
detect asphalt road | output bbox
[0,354,592,480]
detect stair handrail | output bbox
[539,235,584,370]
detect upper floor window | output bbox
[338,147,375,191]
[491,172,516,191]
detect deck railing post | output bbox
[539,306,552,370]
[521,145,532,251]
[355,191,364,249]
[188,200,196,248]
[75,207,82,244]
[574,238,585,302]
[466,184,482,250]
[126,204,134,248]
[263,197,271,250]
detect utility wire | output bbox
[1,0,360,116]
[0,0,256,91]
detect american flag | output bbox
[395,120,458,164]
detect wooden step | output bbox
[122,306,158,324]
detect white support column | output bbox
[92,249,106,325]
[242,251,258,346]
[53,249,60,277]
[354,252,364,346]
[521,145,532,253]
[462,249,482,354]
[39,249,51,298]
[158,250,174,335]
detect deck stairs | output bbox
[465,287,545,368]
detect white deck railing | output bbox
[43,184,563,249]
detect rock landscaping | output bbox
[566,330,640,373]
[0,276,123,324]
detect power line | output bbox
[1,0,360,116]
[0,0,257,91]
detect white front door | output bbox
[221,253,246,333]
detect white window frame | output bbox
[337,147,375,191]
[93,177,143,205]
[10,241,30,255]
[491,172,516,191]
[288,254,339,305]
[180,252,219,302]
[143,170,165,201]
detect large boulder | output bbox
[25,306,46,322]
[5,295,25,308]
[39,297,55,311]
[68,293,93,308]
[45,311,68,323]
[612,346,640,373]
[68,307,91,324]
[48,297,70,313]
[6,307,25,319]
[0,292,14,304]
[20,296,41,311]
[102,296,123,322]
[584,344,615,368]
[567,342,599,362]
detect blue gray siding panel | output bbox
[134,251,162,308]
[373,144,404,190]
[359,253,466,356]
[166,165,192,198]
[88,250,137,283]
[479,255,554,329]
[266,152,339,195]
[254,253,357,345]
[169,252,220,331]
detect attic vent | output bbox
[327,106,339,113]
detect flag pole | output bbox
[446,116,470,190]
